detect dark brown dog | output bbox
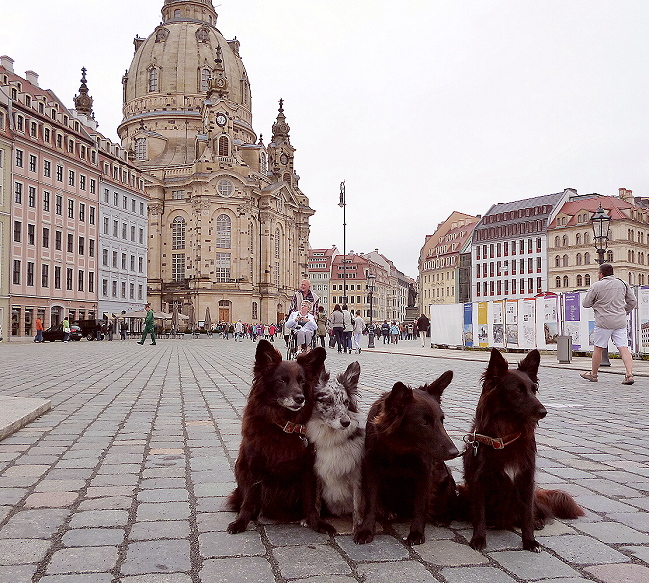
[462,348,583,552]
[354,371,459,545]
[227,339,334,535]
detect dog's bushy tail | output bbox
[536,488,584,520]
[226,487,242,511]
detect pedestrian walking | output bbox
[62,317,71,343]
[381,320,390,344]
[120,320,128,340]
[34,317,44,343]
[390,321,399,344]
[329,304,345,353]
[137,304,157,345]
[342,304,353,354]
[580,263,636,384]
[316,305,328,348]
[234,319,244,341]
[352,310,365,354]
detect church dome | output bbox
[118,0,253,166]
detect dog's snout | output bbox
[445,444,460,460]
[537,406,547,419]
[340,418,351,428]
[294,394,305,405]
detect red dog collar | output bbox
[464,432,521,452]
[277,421,308,435]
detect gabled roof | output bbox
[549,195,632,228]
[482,190,568,216]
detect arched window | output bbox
[584,232,590,244]
[216,214,231,248]
[576,274,583,287]
[555,255,561,268]
[555,276,561,288]
[629,272,634,285]
[575,233,582,245]
[252,302,258,320]
[585,274,591,286]
[172,216,185,250]
[200,68,211,92]
[554,236,560,247]
[562,235,569,246]
[148,67,158,92]
[563,275,569,288]
[218,136,229,157]
[606,250,613,262]
[562,254,568,267]
[576,253,582,265]
[584,252,591,264]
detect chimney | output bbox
[618,188,633,202]
[0,56,14,72]
[24,70,39,87]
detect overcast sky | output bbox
[3,1,649,277]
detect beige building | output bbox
[419,211,479,308]
[118,0,315,324]
[0,90,10,339]
[548,189,649,292]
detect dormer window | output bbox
[218,135,229,156]
[135,137,146,160]
[174,9,181,17]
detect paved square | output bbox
[0,338,648,581]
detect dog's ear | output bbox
[254,339,282,376]
[317,367,330,387]
[518,349,540,383]
[297,346,327,379]
[423,370,453,402]
[385,382,413,411]
[485,347,509,382]
[338,361,361,390]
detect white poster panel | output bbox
[536,295,559,350]
[638,286,649,354]
[428,303,464,347]
[505,300,519,348]
[490,301,504,347]
[519,299,536,349]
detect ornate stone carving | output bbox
[149,203,164,216]
[196,27,210,43]
[155,27,169,42]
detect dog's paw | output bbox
[226,519,248,534]
[523,538,541,552]
[406,530,425,545]
[469,535,486,551]
[316,520,336,536]
[353,529,374,544]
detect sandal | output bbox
[622,374,635,385]
[580,372,598,382]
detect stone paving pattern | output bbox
[0,338,648,582]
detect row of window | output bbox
[555,274,593,289]
[330,296,367,305]
[14,182,97,223]
[554,253,600,267]
[475,238,542,260]
[103,188,146,215]
[475,220,545,241]
[103,217,145,244]
[12,260,94,292]
[101,249,145,273]
[476,258,542,278]
[13,223,95,256]
[483,206,552,224]
[171,215,231,249]
[170,252,231,282]
[476,278,543,297]
[101,279,144,300]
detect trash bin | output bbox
[557,335,572,363]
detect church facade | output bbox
[118,0,314,325]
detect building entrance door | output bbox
[219,308,230,323]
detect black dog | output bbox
[461,348,583,552]
[227,340,334,535]
[354,371,459,545]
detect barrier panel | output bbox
[430,286,648,355]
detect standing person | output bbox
[107,319,114,341]
[62,317,71,343]
[268,323,276,341]
[417,313,430,348]
[137,304,157,345]
[329,304,345,353]
[352,310,366,354]
[234,319,244,341]
[120,320,128,340]
[390,321,399,344]
[283,318,291,346]
[381,320,390,344]
[289,278,320,316]
[342,304,353,354]
[316,305,328,348]
[34,317,44,343]
[580,263,636,384]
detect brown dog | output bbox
[461,348,583,552]
[227,339,334,535]
[354,371,459,545]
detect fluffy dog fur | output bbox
[306,361,364,526]
[354,371,459,545]
[226,339,334,535]
[461,348,584,552]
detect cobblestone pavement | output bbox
[0,337,648,583]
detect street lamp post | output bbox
[367,273,375,348]
[339,181,347,305]
[591,204,612,366]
